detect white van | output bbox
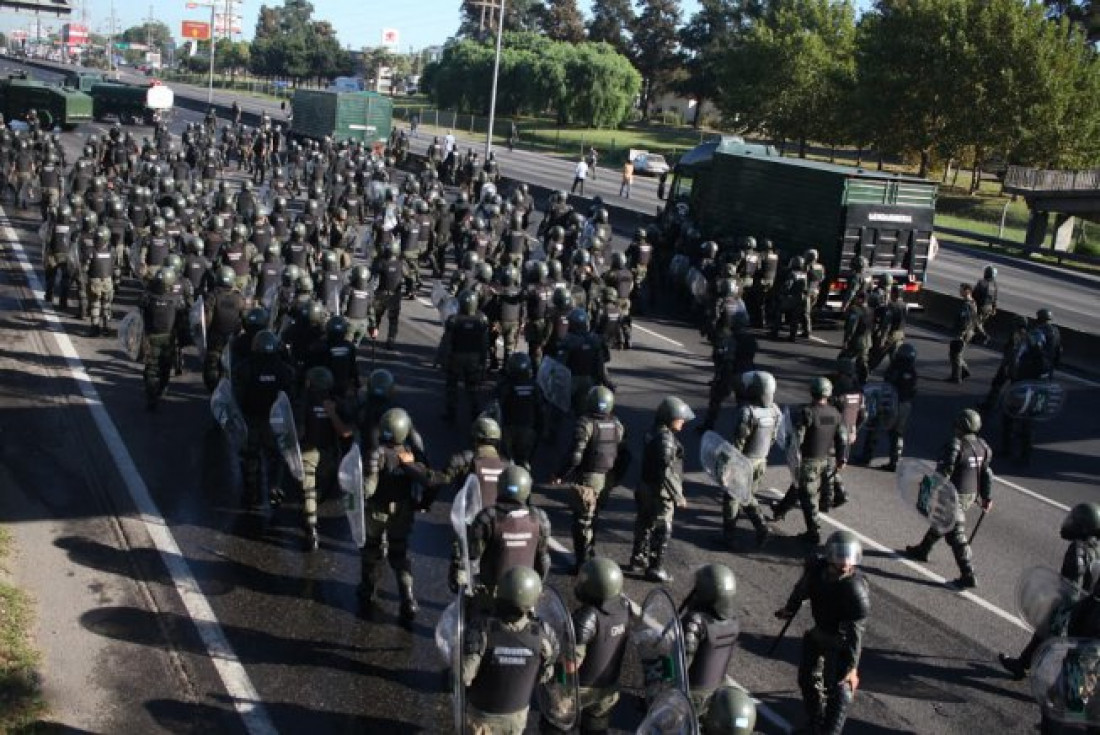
[328,76,364,93]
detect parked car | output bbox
[631,150,670,177]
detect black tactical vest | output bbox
[578,598,631,689]
[583,419,620,474]
[801,404,841,460]
[450,315,487,354]
[502,382,538,427]
[346,287,372,319]
[687,614,740,690]
[484,507,540,585]
[466,620,542,715]
[473,455,506,508]
[144,294,178,335]
[89,248,114,279]
[952,436,990,497]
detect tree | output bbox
[120,21,172,49]
[216,39,252,81]
[678,0,763,127]
[631,0,682,117]
[588,0,635,55]
[542,0,588,41]
[720,0,856,156]
[249,0,352,83]
[1041,0,1100,41]
[458,0,545,39]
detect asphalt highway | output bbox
[0,75,1097,734]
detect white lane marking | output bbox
[818,513,1029,632]
[634,324,685,348]
[995,475,1070,512]
[548,536,572,557]
[1059,371,1100,389]
[3,211,277,735]
[808,335,829,345]
[416,297,433,308]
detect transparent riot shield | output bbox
[269,391,304,483]
[635,688,699,735]
[864,382,899,431]
[699,430,753,503]
[432,280,459,324]
[777,407,801,485]
[220,341,233,378]
[537,357,572,413]
[632,588,690,706]
[434,591,467,734]
[686,268,708,306]
[210,377,248,451]
[668,254,689,285]
[895,458,959,535]
[1002,381,1066,422]
[189,295,206,360]
[536,586,580,732]
[1032,638,1100,728]
[451,475,483,586]
[261,285,279,317]
[1016,566,1082,636]
[118,310,144,361]
[338,444,365,548]
[128,240,142,277]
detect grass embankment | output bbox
[0,527,45,732]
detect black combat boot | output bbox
[397,572,418,621]
[645,529,672,582]
[998,653,1028,680]
[903,529,939,562]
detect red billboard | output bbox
[181,21,211,40]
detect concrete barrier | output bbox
[916,289,1097,379]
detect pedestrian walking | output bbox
[620,159,634,198]
[572,158,589,196]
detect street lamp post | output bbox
[185,0,218,104]
[484,0,504,159]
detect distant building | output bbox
[651,92,718,127]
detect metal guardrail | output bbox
[1004,165,1100,192]
[935,225,1100,268]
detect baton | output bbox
[768,610,799,655]
[969,508,988,545]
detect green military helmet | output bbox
[633,226,648,242]
[825,530,863,566]
[692,563,737,619]
[457,288,479,316]
[461,250,480,271]
[321,249,338,270]
[575,557,623,606]
[476,262,494,284]
[552,286,572,311]
[804,248,819,264]
[896,342,917,363]
[656,396,695,427]
[378,407,412,444]
[739,235,756,250]
[1037,308,1053,323]
[308,301,327,327]
[151,268,173,294]
[498,464,532,503]
[296,273,314,295]
[282,264,302,287]
[955,408,981,435]
[984,265,997,280]
[506,352,534,380]
[368,368,395,399]
[703,686,757,735]
[611,252,626,270]
[350,264,369,286]
[500,265,518,287]
[717,278,736,297]
[1062,503,1100,541]
[94,225,111,245]
[472,416,502,444]
[602,286,618,303]
[244,307,269,332]
[326,315,349,341]
[496,565,542,614]
[216,265,236,289]
[164,253,184,274]
[752,371,777,407]
[305,365,335,393]
[251,330,280,355]
[586,385,615,416]
[810,376,833,399]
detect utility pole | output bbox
[485,0,504,158]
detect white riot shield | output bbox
[1002,381,1066,422]
[210,378,248,450]
[537,357,572,413]
[339,444,366,548]
[269,391,304,483]
[536,586,580,732]
[1016,566,1082,635]
[118,310,144,361]
[451,475,483,586]
[896,458,959,535]
[864,382,899,431]
[478,182,497,204]
[1031,638,1100,727]
[635,688,699,735]
[632,588,690,706]
[700,430,753,503]
[433,592,467,734]
[189,296,206,359]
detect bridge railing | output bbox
[935,225,1100,268]
[1004,165,1100,192]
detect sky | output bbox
[0,0,706,52]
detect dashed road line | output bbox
[634,324,685,349]
[4,211,278,735]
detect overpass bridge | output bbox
[1003,165,1100,250]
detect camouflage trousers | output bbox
[301,445,339,531]
[465,704,529,735]
[722,458,768,536]
[87,278,114,329]
[570,472,608,565]
[143,333,175,402]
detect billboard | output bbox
[182,21,211,40]
[61,23,87,47]
[214,12,242,35]
[381,28,399,48]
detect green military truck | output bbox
[0,76,93,130]
[661,136,938,311]
[290,89,393,148]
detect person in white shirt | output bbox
[572,158,589,195]
[444,130,456,156]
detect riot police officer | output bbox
[624,228,654,312]
[441,289,490,422]
[461,566,559,734]
[84,226,118,336]
[771,256,807,342]
[972,265,998,344]
[630,396,693,581]
[858,342,918,471]
[557,309,612,415]
[775,531,869,735]
[203,266,245,392]
[369,240,405,349]
[902,409,993,589]
[729,372,779,549]
[947,283,977,383]
[571,557,638,734]
[772,378,848,545]
[497,352,543,470]
[360,407,434,620]
[824,358,864,511]
[869,285,907,370]
[682,564,741,718]
[297,366,355,551]
[467,464,551,597]
[140,269,183,411]
[1000,502,1100,680]
[841,290,873,386]
[555,386,628,571]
